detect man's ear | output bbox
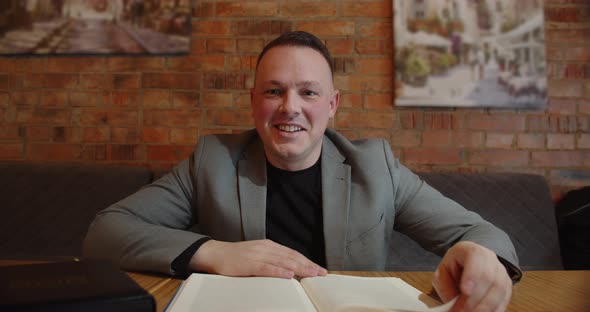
[329,89,340,118]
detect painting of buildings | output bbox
[0,0,191,55]
[394,0,546,109]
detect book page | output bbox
[300,274,455,312]
[165,273,317,312]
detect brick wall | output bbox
[0,0,589,196]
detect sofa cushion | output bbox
[387,172,563,271]
[0,162,152,259]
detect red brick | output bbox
[399,111,424,129]
[0,74,9,89]
[335,111,395,129]
[206,39,236,53]
[548,79,583,97]
[355,39,391,55]
[545,6,590,23]
[46,57,104,72]
[193,1,214,17]
[80,74,113,89]
[485,133,515,149]
[191,40,207,54]
[142,127,170,143]
[206,109,253,127]
[422,130,452,147]
[547,98,578,114]
[204,73,248,90]
[0,143,23,159]
[142,73,200,89]
[338,93,362,109]
[341,1,392,17]
[527,115,578,133]
[26,144,81,161]
[17,108,70,124]
[111,127,138,143]
[278,2,336,17]
[0,92,8,106]
[531,151,588,167]
[172,91,200,108]
[391,130,420,147]
[80,144,107,161]
[334,75,363,92]
[227,56,257,71]
[83,127,110,143]
[466,114,526,131]
[578,134,590,148]
[171,128,199,144]
[70,91,101,107]
[11,91,39,106]
[106,144,145,161]
[454,131,484,148]
[361,75,393,92]
[237,39,264,53]
[326,39,354,55]
[23,126,49,141]
[517,133,545,149]
[216,1,275,17]
[359,129,391,141]
[40,91,68,107]
[203,92,233,108]
[403,147,464,165]
[332,57,355,74]
[143,109,201,127]
[192,20,230,35]
[363,94,393,111]
[296,21,356,36]
[358,20,392,37]
[0,58,15,72]
[110,91,139,107]
[77,109,138,126]
[52,127,82,143]
[22,73,78,88]
[234,93,251,109]
[113,74,140,89]
[169,55,225,71]
[563,47,590,62]
[107,57,164,71]
[547,133,576,149]
[147,145,194,162]
[469,150,529,166]
[424,112,463,129]
[0,125,20,139]
[142,90,170,108]
[12,58,44,72]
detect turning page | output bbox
[165,273,316,311]
[300,274,454,312]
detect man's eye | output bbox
[264,89,281,96]
[302,90,318,97]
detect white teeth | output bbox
[277,125,302,132]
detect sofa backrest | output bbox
[0,162,153,259]
[387,172,563,271]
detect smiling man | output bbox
[84,31,520,312]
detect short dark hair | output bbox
[255,31,334,75]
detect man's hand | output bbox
[189,239,327,279]
[432,241,512,312]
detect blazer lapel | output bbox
[321,137,351,270]
[238,139,267,241]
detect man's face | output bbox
[251,46,339,171]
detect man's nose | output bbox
[279,90,301,114]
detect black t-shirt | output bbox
[265,160,326,267]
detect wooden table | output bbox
[129,270,590,312]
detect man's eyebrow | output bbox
[296,81,321,88]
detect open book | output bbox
[165,273,455,312]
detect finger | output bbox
[470,265,513,312]
[261,240,326,277]
[432,263,461,303]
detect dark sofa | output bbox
[0,162,563,271]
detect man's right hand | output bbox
[188,239,327,279]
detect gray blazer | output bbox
[83,129,519,275]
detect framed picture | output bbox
[0,0,191,55]
[394,0,546,109]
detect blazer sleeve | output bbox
[383,141,520,270]
[83,139,208,275]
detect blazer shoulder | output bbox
[196,129,259,164]
[324,128,392,160]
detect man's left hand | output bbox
[432,241,512,312]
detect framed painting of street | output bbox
[394,0,546,109]
[0,0,191,55]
